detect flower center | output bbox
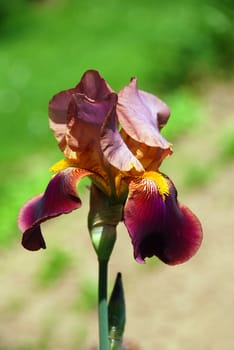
[142,171,169,200]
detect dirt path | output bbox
[0,82,233,350]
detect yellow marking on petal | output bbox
[114,173,129,198]
[143,171,170,200]
[50,159,78,173]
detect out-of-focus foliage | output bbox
[1,0,233,161]
[74,279,97,311]
[37,247,73,287]
[0,0,26,23]
[0,0,233,246]
[219,125,234,162]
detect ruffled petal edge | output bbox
[124,174,203,265]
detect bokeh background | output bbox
[0,0,234,349]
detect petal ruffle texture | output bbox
[117,77,171,148]
[64,92,119,195]
[49,87,79,151]
[66,92,117,155]
[48,70,113,152]
[76,69,113,100]
[100,101,144,173]
[120,131,172,171]
[124,174,203,265]
[18,168,91,251]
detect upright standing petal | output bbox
[76,69,113,100]
[66,93,117,153]
[49,70,119,193]
[49,88,77,150]
[18,168,92,251]
[124,173,203,265]
[100,101,144,173]
[48,69,114,151]
[63,92,119,193]
[117,77,170,148]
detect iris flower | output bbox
[18,70,202,265]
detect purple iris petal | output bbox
[49,89,77,151]
[18,194,46,251]
[63,92,119,182]
[100,101,144,173]
[117,78,170,148]
[48,70,113,151]
[66,92,117,152]
[18,168,91,251]
[76,69,113,100]
[119,130,173,171]
[124,175,203,265]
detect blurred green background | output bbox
[1,0,234,245]
[0,0,234,349]
[1,0,234,246]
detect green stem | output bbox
[98,259,109,350]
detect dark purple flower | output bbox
[18,70,202,265]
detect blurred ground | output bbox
[0,82,234,349]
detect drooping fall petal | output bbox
[117,77,171,148]
[18,168,91,251]
[124,173,202,265]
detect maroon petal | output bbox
[66,92,117,152]
[124,174,202,265]
[18,168,91,251]
[48,70,113,150]
[49,88,77,151]
[63,92,119,183]
[120,130,173,171]
[76,69,113,100]
[100,101,144,173]
[117,78,171,148]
